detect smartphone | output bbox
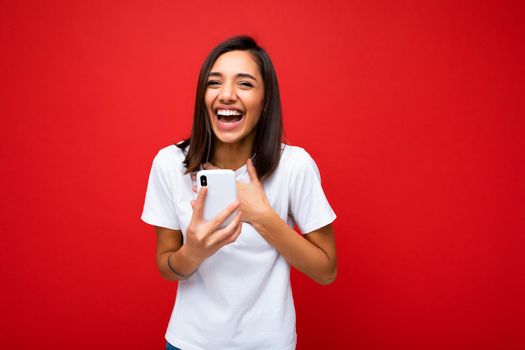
[196,169,238,229]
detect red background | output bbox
[1,1,524,349]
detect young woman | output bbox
[141,35,337,350]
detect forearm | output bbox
[252,210,336,285]
[157,245,202,281]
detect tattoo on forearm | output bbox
[167,252,191,280]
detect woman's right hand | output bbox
[184,187,243,263]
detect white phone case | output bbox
[196,169,238,229]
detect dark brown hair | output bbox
[175,35,284,182]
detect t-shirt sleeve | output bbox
[288,149,337,234]
[140,152,181,230]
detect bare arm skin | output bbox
[155,226,201,281]
[253,214,337,286]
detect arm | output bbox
[253,214,337,285]
[155,226,201,281]
[219,158,337,286]
[154,187,243,281]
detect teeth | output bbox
[217,109,242,116]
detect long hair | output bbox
[175,35,283,182]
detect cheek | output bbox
[249,99,264,123]
[204,90,216,108]
[246,109,263,129]
[245,92,264,113]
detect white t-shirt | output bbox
[141,143,336,350]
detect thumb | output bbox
[246,158,260,184]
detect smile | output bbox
[214,108,245,130]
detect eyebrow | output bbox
[208,72,258,81]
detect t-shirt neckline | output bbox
[196,163,247,177]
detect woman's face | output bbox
[204,50,265,146]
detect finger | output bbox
[246,158,260,184]
[191,173,197,193]
[218,217,243,247]
[229,220,243,242]
[191,186,208,221]
[207,200,240,231]
[211,211,243,246]
[190,199,196,209]
[203,162,220,170]
[229,214,244,241]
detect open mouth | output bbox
[215,108,244,130]
[215,108,244,123]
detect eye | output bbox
[207,80,220,86]
[239,81,254,87]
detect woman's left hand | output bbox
[193,159,273,225]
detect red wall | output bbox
[1,1,524,349]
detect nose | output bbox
[218,82,237,103]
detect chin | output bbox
[213,132,244,144]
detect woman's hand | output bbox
[184,187,243,264]
[199,159,274,225]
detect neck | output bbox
[212,134,255,170]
